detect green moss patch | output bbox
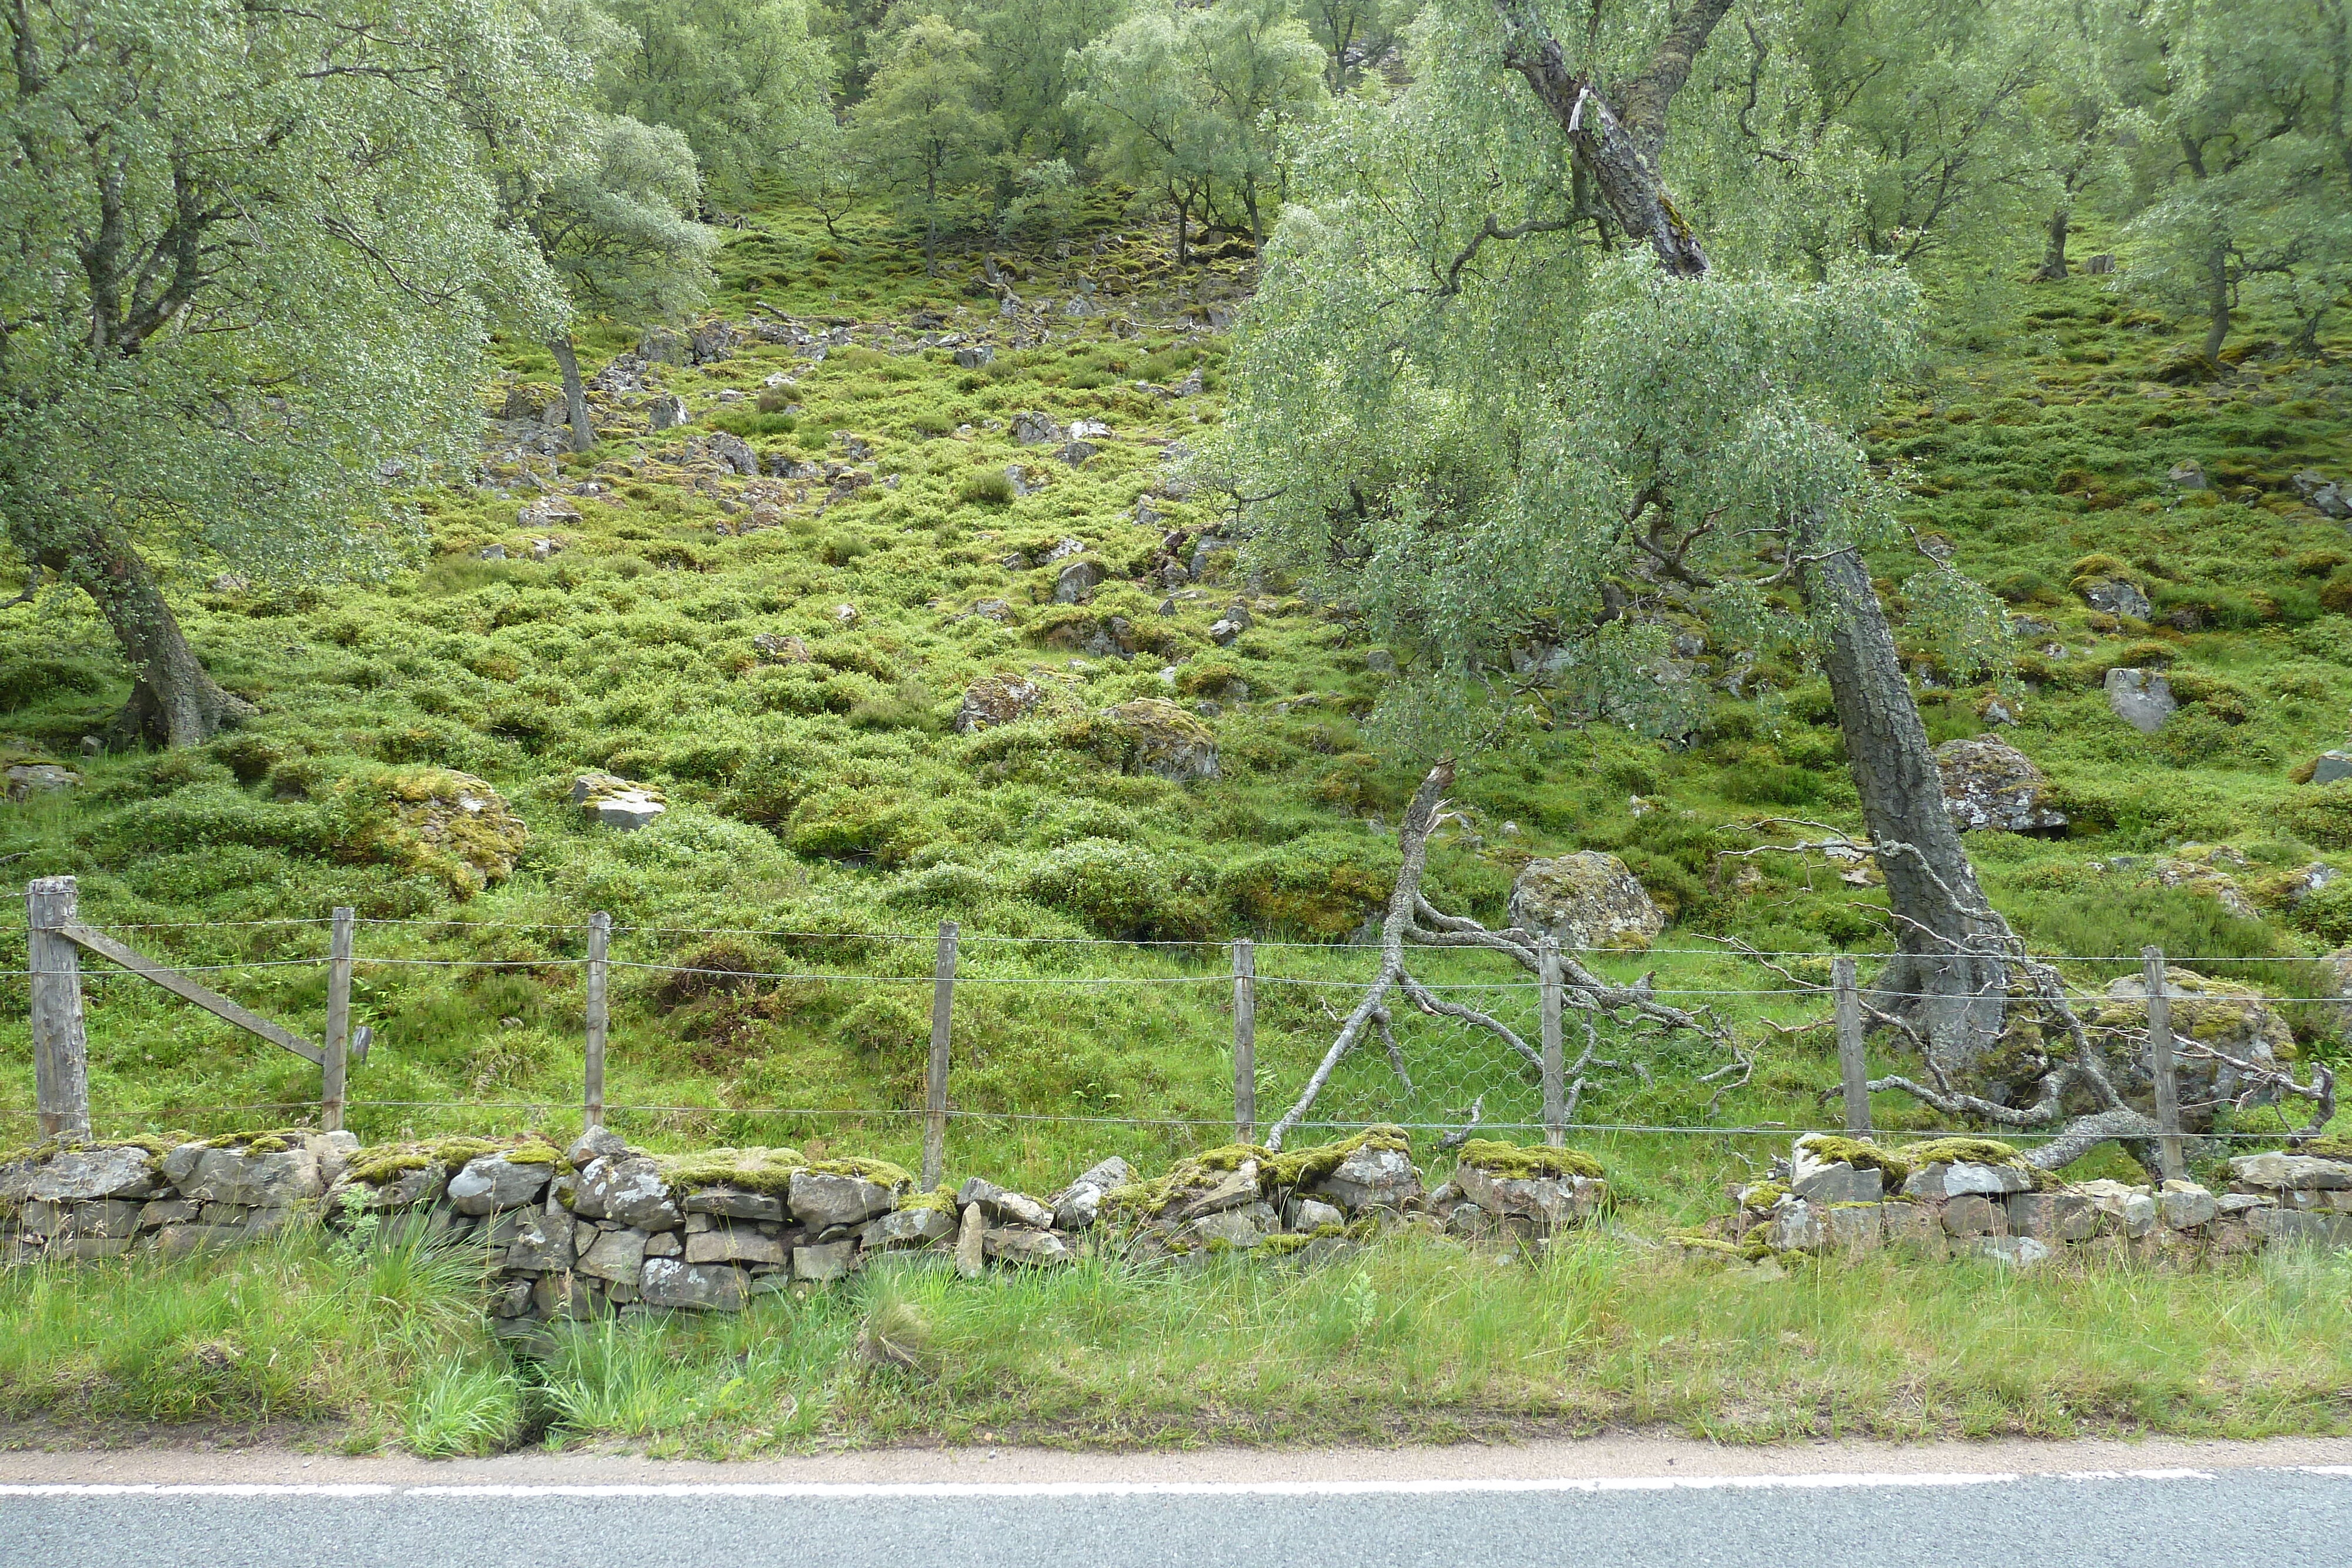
[342,1136,509,1188]
[1796,1134,1911,1185]
[1263,1126,1409,1189]
[1893,1136,2026,1171]
[1454,1139,1605,1181]
[653,1146,808,1195]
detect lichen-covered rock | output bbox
[576,1225,648,1285]
[502,1204,576,1272]
[448,1152,556,1216]
[6,763,79,801]
[794,1239,857,1281]
[2104,667,2174,733]
[1508,852,1663,951]
[1053,1155,1134,1231]
[572,772,667,831]
[2227,1151,2352,1191]
[683,1225,786,1266]
[954,1178,1054,1230]
[327,767,526,897]
[2083,579,2153,621]
[176,1146,325,1208]
[11,1145,162,1203]
[642,1257,748,1310]
[984,1226,1074,1265]
[955,677,1041,734]
[1097,699,1219,782]
[2093,971,2287,1122]
[863,1205,957,1250]
[570,1156,681,1231]
[789,1169,898,1228]
[1309,1144,1421,1214]
[1934,734,2066,834]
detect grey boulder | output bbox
[641,1258,749,1312]
[2104,667,2176,733]
[571,1156,681,1231]
[789,1170,898,1229]
[448,1154,554,1216]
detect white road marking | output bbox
[0,1467,2327,1502]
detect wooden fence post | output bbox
[2143,945,2186,1182]
[1540,935,1565,1148]
[584,911,610,1131]
[26,876,89,1139]
[1232,939,1257,1144]
[923,920,958,1191]
[322,906,355,1132]
[1833,954,1871,1137]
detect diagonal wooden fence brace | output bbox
[58,919,324,1066]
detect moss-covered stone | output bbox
[1263,1126,1409,1189]
[807,1155,914,1188]
[652,1146,808,1195]
[343,1136,507,1188]
[1893,1136,2027,1171]
[1796,1134,1911,1185]
[1454,1139,1605,1181]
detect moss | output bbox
[1262,1126,1409,1189]
[198,1127,312,1152]
[1669,1231,1770,1262]
[1454,1139,1604,1181]
[807,1155,914,1188]
[0,1135,185,1166]
[2300,1135,2352,1162]
[652,1146,808,1195]
[1893,1136,2026,1170]
[897,1185,960,1214]
[1739,1182,1789,1209]
[1258,1232,1312,1256]
[1795,1133,1910,1185]
[342,1136,506,1187]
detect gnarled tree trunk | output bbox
[41,521,255,749]
[547,335,595,453]
[2033,204,2070,281]
[1802,546,2006,1077]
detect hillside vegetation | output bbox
[4,187,2350,1199]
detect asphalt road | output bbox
[4,1457,2348,1568]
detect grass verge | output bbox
[6,1227,2350,1455]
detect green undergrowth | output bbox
[0,200,2348,1179]
[6,1225,2351,1452]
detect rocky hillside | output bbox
[2,196,2349,1189]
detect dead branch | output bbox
[1265,757,1722,1148]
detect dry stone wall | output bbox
[0,1128,1608,1345]
[1683,1134,2352,1269]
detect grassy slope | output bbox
[1,193,2350,1211]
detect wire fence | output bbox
[9,885,2349,1159]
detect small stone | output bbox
[954,1202,986,1278]
[954,676,1042,734]
[1284,1197,1345,1232]
[447,1154,554,1216]
[576,1226,648,1285]
[863,1206,957,1250]
[2226,1152,2352,1191]
[2311,751,2352,786]
[642,1258,749,1312]
[644,1231,682,1258]
[1934,734,2066,834]
[1178,1163,1261,1219]
[1824,1203,1882,1251]
[1959,1235,2052,1268]
[2166,460,2206,490]
[683,1187,786,1222]
[1767,1198,1823,1253]
[2104,667,2176,733]
[2083,579,2153,620]
[24,1145,161,1202]
[984,1226,1074,1265]
[2160,1182,2218,1230]
[685,1225,787,1266]
[503,1205,577,1272]
[1943,1162,2030,1197]
[1054,560,1104,604]
[790,1170,897,1228]
[793,1239,857,1282]
[1942,1193,2004,1236]
[5,763,82,802]
[568,1126,629,1165]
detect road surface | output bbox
[2,1436,2345,1567]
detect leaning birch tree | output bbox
[1,0,570,746]
[1224,0,2330,1166]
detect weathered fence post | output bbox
[1540,935,1564,1147]
[923,920,958,1190]
[583,911,610,1132]
[322,906,355,1132]
[1232,938,1257,1144]
[1833,954,1871,1137]
[26,876,90,1139]
[2143,945,2186,1182]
